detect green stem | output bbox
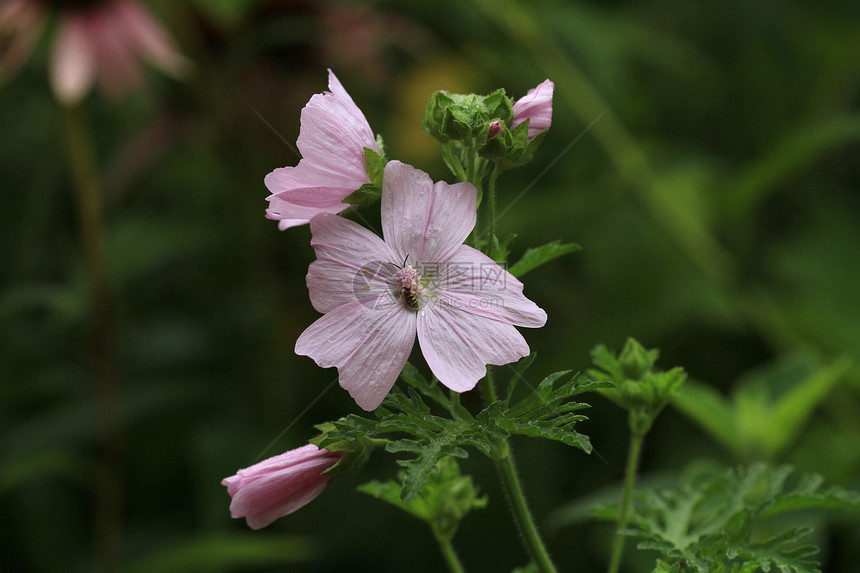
[465,138,477,186]
[481,370,558,573]
[436,535,467,573]
[487,166,500,253]
[62,104,122,573]
[607,431,645,573]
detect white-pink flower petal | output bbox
[417,303,530,393]
[222,444,342,530]
[265,196,347,230]
[306,213,398,313]
[512,79,554,140]
[381,161,477,264]
[295,299,416,411]
[436,245,547,328]
[265,70,377,229]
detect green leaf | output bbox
[358,456,487,542]
[508,241,581,277]
[316,363,599,501]
[479,371,604,452]
[603,463,860,573]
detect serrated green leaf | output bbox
[481,371,597,453]
[615,463,856,573]
[359,456,486,542]
[508,240,581,277]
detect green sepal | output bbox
[421,91,456,142]
[483,88,514,125]
[364,146,386,186]
[342,147,386,204]
[491,233,516,264]
[311,420,388,477]
[477,121,508,159]
[442,105,473,140]
[588,338,687,436]
[342,183,381,205]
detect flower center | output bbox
[394,265,422,311]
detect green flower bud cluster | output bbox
[588,338,688,436]
[421,88,543,173]
[421,89,513,142]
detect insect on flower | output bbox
[295,161,547,411]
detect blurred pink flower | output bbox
[265,69,379,230]
[295,160,546,411]
[0,0,45,83]
[222,444,343,530]
[512,79,554,140]
[0,0,190,103]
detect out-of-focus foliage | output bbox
[2,0,860,571]
[674,354,852,461]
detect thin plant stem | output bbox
[465,139,477,186]
[436,535,467,573]
[607,431,645,573]
[481,369,558,573]
[62,103,122,573]
[486,166,500,250]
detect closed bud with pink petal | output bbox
[222,444,343,530]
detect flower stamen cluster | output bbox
[394,264,423,310]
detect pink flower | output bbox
[512,79,554,140]
[295,160,547,411]
[265,69,379,230]
[222,444,343,530]
[1,0,190,103]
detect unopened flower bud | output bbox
[222,444,343,529]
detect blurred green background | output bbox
[2,0,860,571]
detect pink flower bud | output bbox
[487,119,503,139]
[222,444,343,530]
[512,79,554,140]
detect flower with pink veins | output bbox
[265,69,379,230]
[1,0,190,103]
[512,79,554,140]
[295,160,547,411]
[222,444,343,530]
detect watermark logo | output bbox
[350,259,509,311]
